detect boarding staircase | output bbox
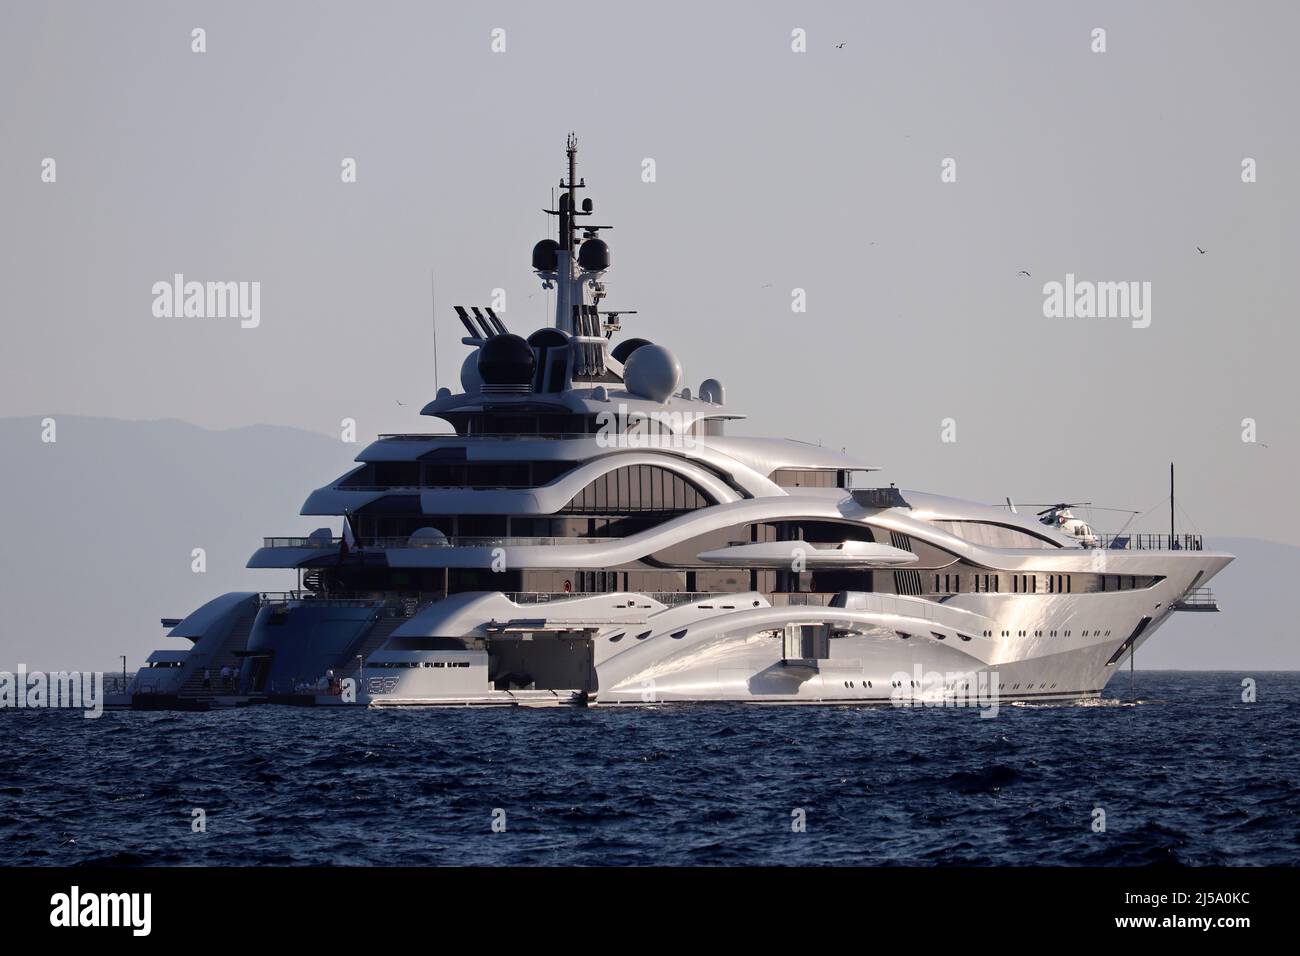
[337,614,408,681]
[175,610,260,700]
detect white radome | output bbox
[623,343,682,402]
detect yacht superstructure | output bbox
[136,137,1232,709]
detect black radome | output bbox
[477,333,536,385]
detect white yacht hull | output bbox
[352,546,1229,708]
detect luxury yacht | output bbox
[132,136,1231,709]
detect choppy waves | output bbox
[1,672,1297,866]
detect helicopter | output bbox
[1032,502,1099,547]
[1002,500,1141,549]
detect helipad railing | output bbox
[1094,533,1203,551]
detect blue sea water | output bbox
[1,672,1297,866]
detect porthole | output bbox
[634,630,651,640]
[670,629,687,640]
[608,632,625,643]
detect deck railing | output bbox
[1093,533,1203,551]
[262,535,607,549]
[376,432,596,442]
[254,590,732,611]
[505,591,728,607]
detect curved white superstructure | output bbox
[144,137,1231,710]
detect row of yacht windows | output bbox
[352,514,678,541]
[343,462,716,515]
[367,661,472,669]
[928,572,1157,595]
[447,412,726,437]
[342,460,578,490]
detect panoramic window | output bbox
[562,465,713,514]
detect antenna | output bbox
[562,132,578,253]
[1170,462,1175,543]
[430,269,439,391]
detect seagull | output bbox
[1196,246,1206,255]
[1017,270,1031,277]
[760,282,773,288]
[835,41,846,49]
[395,399,406,406]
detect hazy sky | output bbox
[2,1,1296,543]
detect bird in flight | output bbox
[1196,246,1206,255]
[835,41,846,49]
[395,399,407,406]
[1017,270,1031,278]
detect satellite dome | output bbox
[526,327,569,350]
[611,337,651,365]
[460,350,482,393]
[592,385,609,401]
[477,333,535,386]
[436,387,452,401]
[532,239,560,272]
[623,344,682,402]
[578,237,609,272]
[699,378,726,404]
[408,527,449,548]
